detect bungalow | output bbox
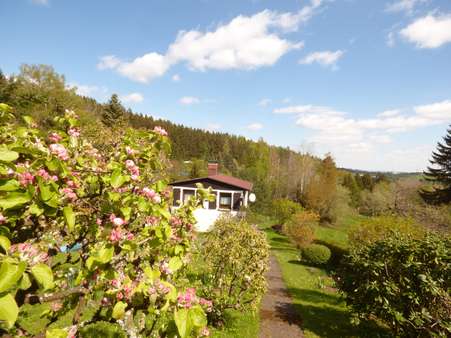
[169,163,255,231]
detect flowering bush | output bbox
[0,103,211,337]
[199,217,269,324]
[282,211,318,248]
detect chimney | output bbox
[208,162,219,176]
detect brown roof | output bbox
[169,174,253,191]
[208,174,253,191]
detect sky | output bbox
[1,0,451,172]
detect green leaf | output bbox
[29,203,44,216]
[0,149,19,162]
[168,257,183,272]
[63,206,75,232]
[0,191,31,210]
[0,293,19,329]
[0,235,11,253]
[31,263,54,290]
[96,244,114,264]
[46,328,68,338]
[112,301,127,320]
[0,261,26,293]
[189,305,207,328]
[0,103,12,113]
[174,308,191,338]
[19,273,31,290]
[22,115,34,126]
[111,169,127,188]
[0,179,20,192]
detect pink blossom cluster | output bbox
[49,143,69,161]
[177,288,197,308]
[10,243,48,265]
[149,280,171,296]
[67,127,80,137]
[159,260,172,275]
[145,216,159,226]
[36,168,58,182]
[18,171,34,186]
[199,298,213,313]
[109,276,136,301]
[125,146,136,155]
[125,160,140,180]
[0,213,6,224]
[200,327,210,337]
[109,214,127,227]
[141,187,162,203]
[153,126,168,136]
[170,216,183,227]
[48,132,62,143]
[66,180,79,189]
[60,187,77,201]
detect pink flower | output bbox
[66,180,79,188]
[159,261,172,275]
[0,214,6,224]
[125,146,135,155]
[96,218,102,225]
[145,216,159,226]
[141,187,156,199]
[116,291,124,300]
[68,127,80,137]
[37,169,50,180]
[152,194,161,204]
[125,160,135,168]
[48,133,62,143]
[18,172,34,186]
[109,228,122,242]
[153,126,168,136]
[126,232,134,241]
[199,298,213,312]
[112,217,126,227]
[111,279,121,288]
[60,187,77,201]
[177,288,197,308]
[49,144,69,161]
[50,301,63,312]
[200,327,210,337]
[50,175,59,181]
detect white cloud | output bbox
[299,50,344,68]
[206,123,221,131]
[180,96,200,105]
[377,109,401,117]
[258,98,272,107]
[400,14,451,48]
[172,74,181,82]
[387,31,396,47]
[385,0,427,15]
[31,0,48,5]
[67,83,108,100]
[98,0,324,83]
[274,99,451,147]
[246,122,264,130]
[120,92,144,103]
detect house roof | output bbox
[170,174,253,191]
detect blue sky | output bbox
[1,0,451,172]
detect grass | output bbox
[261,218,389,338]
[210,309,259,338]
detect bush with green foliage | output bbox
[0,103,211,337]
[314,239,349,268]
[300,244,331,266]
[271,198,303,224]
[349,215,424,248]
[336,233,451,337]
[200,217,270,324]
[282,211,318,248]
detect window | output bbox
[183,190,195,204]
[219,192,232,210]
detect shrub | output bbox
[283,211,318,248]
[200,216,270,324]
[0,104,210,337]
[336,233,451,337]
[314,239,349,268]
[79,322,126,338]
[271,198,303,224]
[301,244,331,266]
[349,215,425,248]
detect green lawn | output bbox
[262,220,389,338]
[211,310,259,338]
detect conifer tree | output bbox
[421,125,451,204]
[102,94,126,127]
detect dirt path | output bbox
[259,255,304,338]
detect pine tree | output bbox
[102,94,125,127]
[421,126,451,204]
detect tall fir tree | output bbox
[421,125,451,204]
[102,94,126,127]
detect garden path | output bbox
[259,255,304,338]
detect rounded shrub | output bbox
[282,211,318,248]
[301,244,331,265]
